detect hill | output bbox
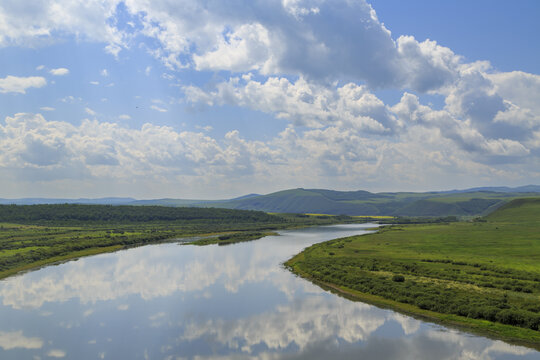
[485,198,540,223]
[207,187,540,217]
[2,186,540,217]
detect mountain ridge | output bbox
[2,185,539,217]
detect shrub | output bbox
[392,274,405,282]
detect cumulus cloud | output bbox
[185,76,400,133]
[129,0,458,91]
[0,0,468,92]
[0,109,537,197]
[49,67,69,76]
[193,23,273,73]
[187,73,535,163]
[393,92,532,159]
[0,75,47,94]
[0,113,278,187]
[488,71,540,114]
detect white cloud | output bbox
[494,101,540,130]
[118,114,131,120]
[193,23,273,73]
[85,107,96,116]
[60,95,79,103]
[0,331,43,350]
[150,105,167,113]
[101,69,109,77]
[49,67,69,76]
[395,35,461,92]
[90,81,100,85]
[40,106,55,111]
[47,349,66,358]
[0,75,46,94]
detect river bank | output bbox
[285,199,540,349]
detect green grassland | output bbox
[0,204,362,280]
[286,198,540,348]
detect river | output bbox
[0,224,538,359]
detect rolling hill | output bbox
[2,186,540,217]
[204,188,539,217]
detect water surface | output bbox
[0,224,538,359]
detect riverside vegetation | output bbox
[0,204,360,279]
[286,198,540,348]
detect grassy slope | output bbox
[204,188,540,217]
[286,198,540,348]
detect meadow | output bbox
[286,198,540,347]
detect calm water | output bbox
[0,224,538,359]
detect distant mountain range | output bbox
[0,197,137,205]
[2,185,540,217]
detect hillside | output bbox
[2,186,540,217]
[485,198,540,223]
[208,188,539,217]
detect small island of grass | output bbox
[184,231,279,246]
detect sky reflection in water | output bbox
[0,224,538,359]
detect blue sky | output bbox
[1,0,539,199]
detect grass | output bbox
[184,231,279,245]
[285,198,540,349]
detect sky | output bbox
[1,0,539,199]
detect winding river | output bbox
[0,224,538,359]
